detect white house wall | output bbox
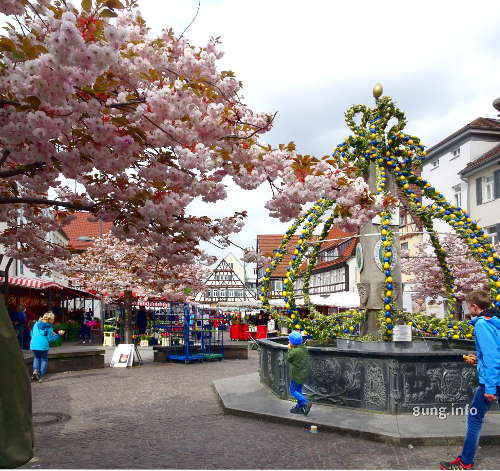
[470,139,499,161]
[422,141,471,234]
[467,166,500,229]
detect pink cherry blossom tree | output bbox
[401,233,499,301]
[56,233,208,342]
[0,0,377,273]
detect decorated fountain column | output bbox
[358,160,403,335]
[358,85,403,336]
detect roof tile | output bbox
[256,234,301,278]
[59,212,112,250]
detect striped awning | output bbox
[0,276,64,290]
[134,301,169,308]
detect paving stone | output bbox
[22,350,500,469]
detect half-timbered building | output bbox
[195,253,257,307]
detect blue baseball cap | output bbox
[288,331,303,345]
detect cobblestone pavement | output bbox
[25,350,500,469]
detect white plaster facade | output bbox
[421,118,500,235]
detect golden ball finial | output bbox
[373,83,383,99]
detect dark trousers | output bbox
[79,325,90,341]
[15,325,25,349]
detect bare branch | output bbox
[0,162,45,178]
[0,197,95,210]
[180,0,201,38]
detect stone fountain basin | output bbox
[258,337,477,414]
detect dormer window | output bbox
[451,147,461,160]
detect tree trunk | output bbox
[0,295,33,467]
[123,290,133,344]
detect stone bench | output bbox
[24,347,105,374]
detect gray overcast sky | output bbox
[139,0,500,264]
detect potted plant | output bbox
[139,334,149,347]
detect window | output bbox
[318,247,339,263]
[431,159,439,169]
[401,242,409,253]
[485,226,498,244]
[451,147,460,160]
[483,175,494,203]
[271,279,282,293]
[18,260,24,275]
[399,213,406,227]
[452,184,462,208]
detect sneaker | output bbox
[38,378,43,383]
[302,400,312,416]
[439,457,473,470]
[290,405,303,414]
[31,371,39,382]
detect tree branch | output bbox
[141,115,185,146]
[108,99,146,109]
[0,162,45,178]
[0,197,95,210]
[180,0,201,38]
[0,99,20,107]
[220,111,277,141]
[0,150,11,167]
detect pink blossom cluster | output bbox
[0,1,378,273]
[242,249,271,265]
[54,234,207,302]
[0,0,25,15]
[401,233,498,300]
[265,163,377,229]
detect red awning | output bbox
[0,276,64,290]
[0,277,98,298]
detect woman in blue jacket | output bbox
[30,312,64,383]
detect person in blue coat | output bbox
[30,312,64,383]
[440,289,500,470]
[10,304,27,348]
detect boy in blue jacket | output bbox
[440,290,500,470]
